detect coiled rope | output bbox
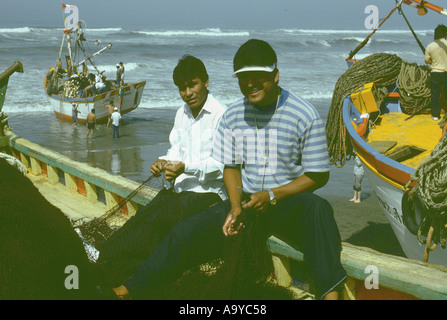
[397,61,431,115]
[326,53,433,167]
[406,124,447,261]
[326,53,403,167]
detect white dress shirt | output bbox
[160,93,227,200]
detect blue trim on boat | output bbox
[342,96,415,175]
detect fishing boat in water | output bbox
[327,0,447,267]
[44,13,145,123]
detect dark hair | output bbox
[233,39,277,72]
[173,55,209,88]
[434,24,447,40]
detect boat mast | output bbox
[347,1,403,60]
[66,30,74,73]
[56,33,65,65]
[59,1,112,76]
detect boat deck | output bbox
[367,112,443,169]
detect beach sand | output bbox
[328,193,405,258]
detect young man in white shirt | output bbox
[97,55,227,287]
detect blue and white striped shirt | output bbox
[212,88,330,193]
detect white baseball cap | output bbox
[232,63,277,77]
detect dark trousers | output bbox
[97,189,221,286]
[124,192,347,300]
[112,125,119,138]
[430,72,447,118]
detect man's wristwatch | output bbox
[268,189,277,205]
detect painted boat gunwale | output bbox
[342,96,416,189]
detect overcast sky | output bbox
[0,0,446,30]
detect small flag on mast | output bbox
[62,3,76,9]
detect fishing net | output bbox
[95,187,221,287]
[76,175,164,251]
[78,173,296,298]
[0,157,101,299]
[140,209,295,300]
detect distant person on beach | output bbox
[119,78,125,111]
[86,108,96,140]
[93,74,107,93]
[82,63,88,76]
[95,81,107,94]
[425,24,447,121]
[116,62,124,87]
[120,62,125,79]
[349,155,364,204]
[65,55,74,77]
[103,100,115,128]
[110,40,346,300]
[116,64,121,86]
[110,107,121,139]
[72,103,80,127]
[96,55,226,290]
[82,74,96,97]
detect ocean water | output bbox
[0,27,434,112]
[0,27,435,198]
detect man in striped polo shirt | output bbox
[111,40,346,301]
[213,39,347,300]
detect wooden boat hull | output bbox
[342,95,447,267]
